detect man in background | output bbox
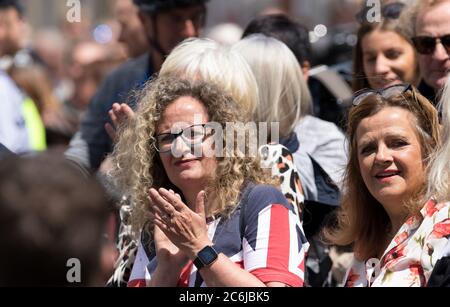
[0,0,25,59]
[115,0,149,59]
[65,0,210,172]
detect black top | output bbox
[418,80,438,106]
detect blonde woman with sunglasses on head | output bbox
[324,84,450,286]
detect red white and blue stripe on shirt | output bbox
[128,185,309,287]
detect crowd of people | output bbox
[0,0,449,287]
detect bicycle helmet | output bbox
[133,0,209,14]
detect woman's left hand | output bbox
[149,188,212,260]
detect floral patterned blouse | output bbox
[345,199,450,287]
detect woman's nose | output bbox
[374,145,393,164]
[374,55,390,75]
[171,136,191,158]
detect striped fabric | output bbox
[128,185,309,287]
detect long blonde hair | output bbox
[111,77,274,234]
[233,34,312,138]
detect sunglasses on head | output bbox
[412,35,450,55]
[352,83,412,106]
[355,2,405,24]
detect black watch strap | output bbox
[193,256,205,270]
[194,245,218,270]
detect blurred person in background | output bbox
[0,0,48,151]
[65,0,210,172]
[242,13,352,129]
[60,5,92,45]
[115,0,149,58]
[242,14,312,82]
[0,68,45,153]
[0,0,42,72]
[8,63,74,149]
[32,29,73,104]
[0,0,25,59]
[353,1,420,92]
[0,153,112,286]
[69,41,125,112]
[402,0,450,104]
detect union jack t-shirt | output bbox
[128,184,309,287]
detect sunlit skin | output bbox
[416,1,450,91]
[356,107,424,231]
[362,29,418,90]
[156,96,216,208]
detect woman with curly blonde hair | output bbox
[111,76,307,287]
[324,84,450,286]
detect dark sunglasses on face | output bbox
[412,35,450,55]
[355,2,405,23]
[352,83,412,106]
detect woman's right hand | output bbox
[153,223,190,271]
[147,225,188,286]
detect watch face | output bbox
[198,246,218,265]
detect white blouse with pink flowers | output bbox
[345,199,450,287]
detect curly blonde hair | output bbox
[111,77,275,235]
[323,87,441,260]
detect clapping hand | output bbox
[149,188,212,260]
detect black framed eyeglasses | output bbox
[352,83,412,106]
[155,124,209,153]
[355,2,405,24]
[412,35,450,55]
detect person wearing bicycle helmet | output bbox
[134,0,208,70]
[65,0,209,172]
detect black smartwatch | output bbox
[193,245,219,270]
